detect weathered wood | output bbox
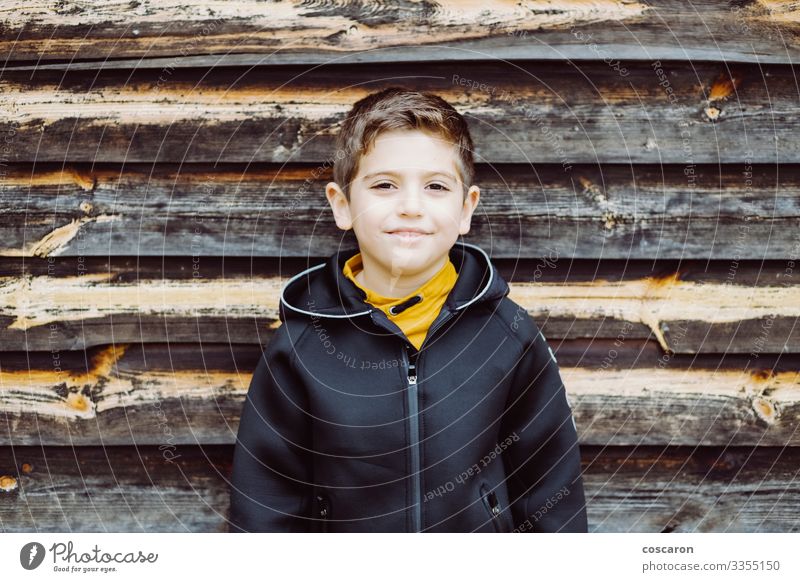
[2,163,799,259]
[4,339,796,377]
[0,445,232,532]
[0,344,246,446]
[1,445,797,532]
[2,62,797,164]
[1,344,798,446]
[1,259,798,353]
[565,367,800,447]
[583,445,800,533]
[2,1,799,66]
[0,0,795,537]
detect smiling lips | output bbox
[388,228,430,244]
[387,229,430,242]
[387,228,429,234]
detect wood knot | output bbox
[66,392,91,412]
[0,475,18,492]
[752,396,779,424]
[704,106,721,121]
[602,210,618,230]
[704,72,742,122]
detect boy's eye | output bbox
[370,182,450,191]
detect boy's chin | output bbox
[384,248,448,272]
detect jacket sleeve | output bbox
[499,319,588,532]
[228,323,313,532]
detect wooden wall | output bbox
[1,0,799,532]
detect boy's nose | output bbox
[398,190,424,215]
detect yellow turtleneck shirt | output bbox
[343,252,458,350]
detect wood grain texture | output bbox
[1,445,797,532]
[1,344,798,446]
[1,260,797,353]
[0,445,232,532]
[1,0,798,535]
[2,61,797,164]
[583,445,800,533]
[1,163,799,259]
[2,1,799,65]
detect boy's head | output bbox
[326,87,481,290]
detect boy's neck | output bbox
[355,251,448,299]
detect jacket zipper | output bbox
[405,346,421,532]
[316,492,329,532]
[480,484,504,532]
[402,309,457,533]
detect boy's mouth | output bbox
[386,229,431,242]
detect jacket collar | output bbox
[279,241,509,321]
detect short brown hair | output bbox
[333,86,475,201]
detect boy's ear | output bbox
[325,181,353,231]
[458,185,480,235]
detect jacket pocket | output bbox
[479,482,505,533]
[313,490,330,533]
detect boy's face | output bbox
[326,128,480,285]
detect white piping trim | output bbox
[279,261,373,319]
[454,241,495,311]
[278,241,495,319]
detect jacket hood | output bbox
[278,241,510,322]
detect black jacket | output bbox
[229,241,587,532]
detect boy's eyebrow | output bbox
[361,170,458,182]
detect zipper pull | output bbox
[406,346,417,384]
[488,491,501,516]
[316,493,329,532]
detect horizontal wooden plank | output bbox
[0,445,231,532]
[583,445,800,533]
[2,1,799,65]
[1,259,797,353]
[2,163,799,259]
[1,344,798,446]
[1,445,797,532]
[565,367,800,447]
[3,340,796,381]
[1,61,797,164]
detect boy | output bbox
[229,87,587,532]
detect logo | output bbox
[20,542,46,570]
